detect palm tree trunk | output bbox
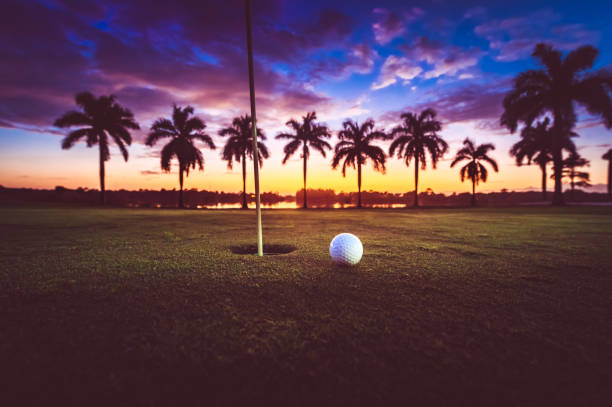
[357,160,362,208]
[551,112,564,205]
[303,145,307,209]
[541,162,547,201]
[241,153,248,209]
[414,156,419,207]
[178,165,184,208]
[570,174,575,202]
[471,177,476,207]
[608,159,612,201]
[99,143,105,205]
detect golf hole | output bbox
[230,244,297,256]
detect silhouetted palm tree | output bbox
[389,108,447,207]
[276,112,331,208]
[554,152,590,201]
[451,138,498,206]
[219,115,269,209]
[146,105,215,208]
[54,92,140,204]
[501,43,612,205]
[603,149,612,200]
[510,118,577,200]
[332,119,387,208]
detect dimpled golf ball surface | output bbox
[329,233,363,265]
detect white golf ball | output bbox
[329,233,363,265]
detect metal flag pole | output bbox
[245,0,263,256]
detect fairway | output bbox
[1,205,612,405]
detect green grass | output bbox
[1,204,611,405]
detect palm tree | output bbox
[145,105,215,208]
[276,112,332,208]
[219,115,269,209]
[501,43,612,205]
[555,152,590,201]
[509,118,577,200]
[388,108,448,207]
[450,138,499,206]
[54,92,139,204]
[603,149,612,200]
[332,119,387,208]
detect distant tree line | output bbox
[53,43,612,208]
[0,186,292,208]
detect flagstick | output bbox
[245,0,263,256]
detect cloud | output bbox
[372,9,404,45]
[0,0,339,138]
[371,56,423,90]
[372,7,424,45]
[114,87,180,115]
[464,7,486,20]
[372,37,482,89]
[474,9,599,62]
[140,170,160,176]
[401,37,482,79]
[0,1,110,127]
[0,119,15,129]
[380,80,512,128]
[349,44,377,74]
[310,44,377,81]
[256,8,355,63]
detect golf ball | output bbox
[329,233,363,265]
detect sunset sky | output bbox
[1,0,611,195]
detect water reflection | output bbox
[198,202,407,209]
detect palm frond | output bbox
[573,71,612,128]
[184,116,206,134]
[478,162,488,182]
[61,128,91,149]
[54,111,92,128]
[113,137,129,162]
[481,155,498,172]
[532,43,563,73]
[563,45,598,74]
[192,133,216,150]
[275,132,297,140]
[160,139,178,172]
[341,153,356,177]
[281,139,301,164]
[309,139,331,157]
[146,130,174,146]
[388,135,410,158]
[459,164,468,182]
[151,118,176,133]
[450,154,469,168]
[74,92,96,111]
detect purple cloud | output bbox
[310,44,377,81]
[464,7,486,20]
[372,56,423,90]
[0,0,341,137]
[373,37,482,90]
[402,37,482,79]
[256,8,354,63]
[372,7,424,45]
[475,9,599,62]
[380,80,512,128]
